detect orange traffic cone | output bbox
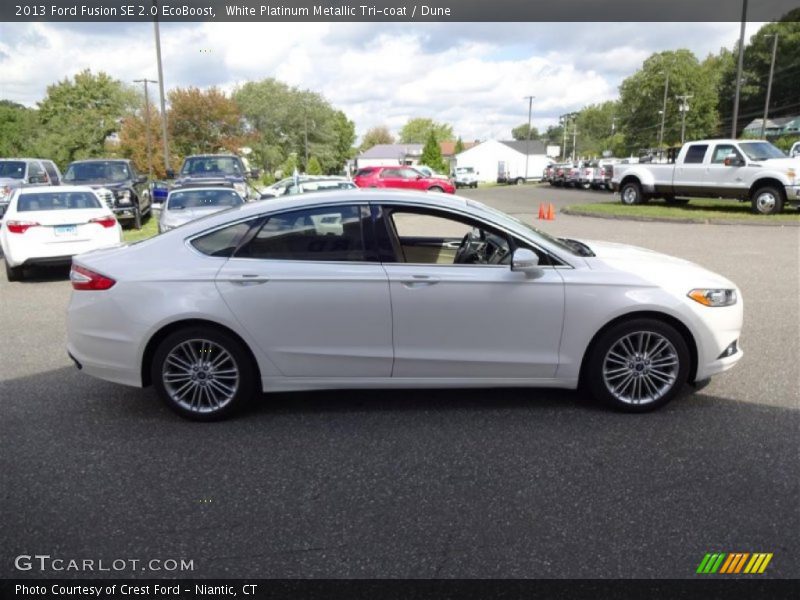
[538,203,546,219]
[546,203,555,220]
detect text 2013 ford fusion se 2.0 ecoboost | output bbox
[66,190,743,420]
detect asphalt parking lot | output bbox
[1,185,798,579]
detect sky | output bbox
[0,21,767,142]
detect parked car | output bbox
[170,154,258,200]
[281,179,357,196]
[353,166,455,193]
[611,139,800,214]
[565,162,583,187]
[0,158,60,219]
[63,159,152,229]
[159,186,245,234]
[1,186,121,281]
[577,161,596,189]
[549,163,570,187]
[67,190,742,420]
[589,159,618,191]
[415,165,452,181]
[453,166,479,189]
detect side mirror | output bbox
[136,175,147,184]
[723,156,743,167]
[511,248,540,273]
[166,169,175,179]
[249,169,261,179]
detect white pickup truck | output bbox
[611,139,800,215]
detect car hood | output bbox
[162,206,231,225]
[754,157,800,169]
[0,177,23,187]
[580,240,736,288]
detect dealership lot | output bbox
[1,185,798,578]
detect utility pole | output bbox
[732,0,748,137]
[611,116,618,135]
[676,94,693,144]
[303,109,309,171]
[133,79,157,179]
[523,95,534,180]
[153,0,170,174]
[761,33,779,138]
[571,119,578,162]
[560,115,568,161]
[658,70,670,154]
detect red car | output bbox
[353,166,455,194]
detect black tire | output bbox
[586,318,690,413]
[5,260,24,282]
[620,180,644,205]
[151,327,256,421]
[428,186,444,193]
[750,185,784,215]
[472,182,478,189]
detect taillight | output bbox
[89,216,117,228]
[70,265,116,291]
[5,220,40,234]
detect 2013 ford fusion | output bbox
[66,190,743,420]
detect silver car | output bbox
[158,187,244,233]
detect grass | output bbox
[121,214,159,243]
[564,198,800,224]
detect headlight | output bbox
[114,189,132,204]
[687,288,737,307]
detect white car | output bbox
[454,167,479,189]
[2,186,122,281]
[66,190,743,420]
[159,186,245,234]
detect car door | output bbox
[214,203,393,378]
[376,204,566,379]
[703,143,748,195]
[673,143,709,195]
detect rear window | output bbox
[354,168,375,177]
[190,221,254,257]
[17,191,101,211]
[0,161,26,179]
[167,189,244,209]
[684,145,708,164]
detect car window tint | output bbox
[42,161,60,182]
[191,221,254,258]
[236,205,365,262]
[381,169,401,178]
[28,161,47,182]
[17,191,101,211]
[0,161,26,179]
[684,145,708,164]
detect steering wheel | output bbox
[454,228,488,264]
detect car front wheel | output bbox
[751,185,784,215]
[586,318,690,412]
[152,327,256,420]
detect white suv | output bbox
[454,166,479,188]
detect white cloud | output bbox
[0,21,767,143]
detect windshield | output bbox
[167,188,244,210]
[0,161,26,179]
[738,142,786,161]
[180,156,243,176]
[456,167,474,174]
[17,191,101,211]
[466,198,581,257]
[64,161,130,182]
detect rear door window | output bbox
[684,145,709,164]
[42,161,61,184]
[28,161,48,183]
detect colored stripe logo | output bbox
[697,552,773,574]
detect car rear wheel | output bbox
[5,260,24,282]
[151,327,256,421]
[620,181,644,205]
[428,186,444,193]
[751,185,784,215]
[586,318,690,412]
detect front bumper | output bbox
[786,184,800,207]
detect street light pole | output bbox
[560,115,568,161]
[731,0,748,138]
[571,119,578,162]
[153,0,170,174]
[658,70,670,153]
[761,33,779,139]
[133,78,158,179]
[676,94,693,144]
[524,95,534,180]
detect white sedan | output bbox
[2,185,122,281]
[66,190,743,420]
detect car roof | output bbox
[68,158,130,164]
[16,185,98,194]
[183,154,239,159]
[0,158,45,162]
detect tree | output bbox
[454,137,465,154]
[306,156,322,175]
[168,86,244,159]
[36,69,138,168]
[360,125,395,151]
[420,131,446,173]
[118,104,175,178]
[617,49,720,153]
[574,101,619,157]
[511,123,540,141]
[280,152,298,177]
[399,118,453,143]
[0,101,39,157]
[332,110,356,171]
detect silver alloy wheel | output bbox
[621,185,638,204]
[161,338,239,414]
[602,331,679,405]
[755,191,776,213]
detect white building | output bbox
[455,140,551,183]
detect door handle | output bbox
[229,274,270,285]
[400,275,440,288]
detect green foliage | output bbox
[399,118,453,144]
[420,131,446,173]
[167,86,244,159]
[511,123,539,141]
[454,137,465,154]
[0,101,39,157]
[306,156,322,175]
[360,125,394,151]
[36,69,138,168]
[772,134,800,153]
[280,153,298,178]
[574,101,619,157]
